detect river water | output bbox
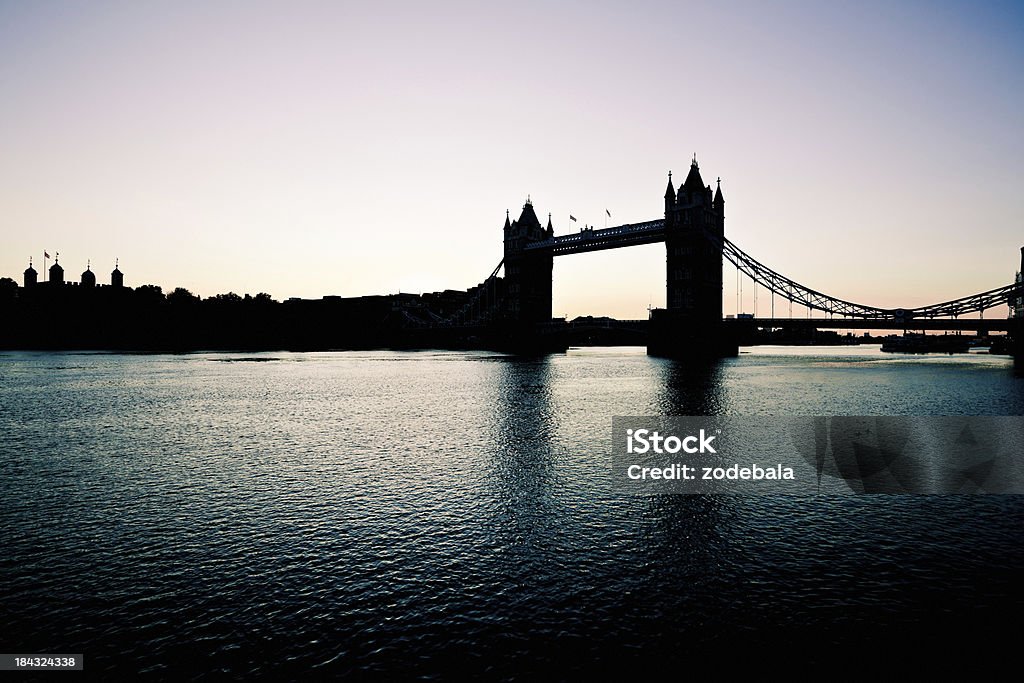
[1,346,1022,676]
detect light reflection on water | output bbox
[0,346,1022,676]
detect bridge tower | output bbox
[649,156,734,357]
[1016,246,1023,320]
[502,199,554,326]
[664,156,724,319]
[1013,247,1024,370]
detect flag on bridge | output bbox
[569,215,577,222]
[606,209,611,218]
[44,251,50,259]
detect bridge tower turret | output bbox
[664,170,675,214]
[502,198,554,325]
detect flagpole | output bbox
[43,251,48,282]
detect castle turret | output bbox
[111,260,123,288]
[81,260,96,288]
[714,177,725,215]
[664,171,675,213]
[49,257,64,285]
[546,213,554,238]
[23,259,37,288]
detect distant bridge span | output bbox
[730,318,1012,332]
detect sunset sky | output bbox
[2,1,1021,318]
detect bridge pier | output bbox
[1010,319,1024,374]
[648,309,737,358]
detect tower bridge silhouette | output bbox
[434,157,1024,357]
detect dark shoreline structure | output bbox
[1,257,1022,355]
[2,256,584,351]
[0,262,513,351]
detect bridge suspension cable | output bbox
[718,234,1022,320]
